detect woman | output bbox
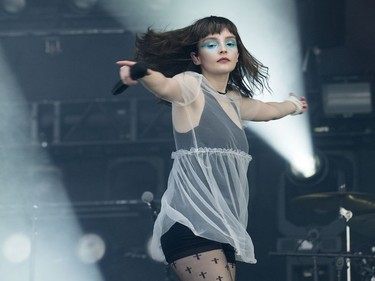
[117,16,307,281]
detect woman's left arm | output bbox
[240,94,308,121]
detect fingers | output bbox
[119,65,138,86]
[116,60,151,87]
[118,61,138,86]
[288,93,308,114]
[116,60,137,66]
[299,96,308,113]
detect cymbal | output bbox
[349,213,375,238]
[293,192,375,213]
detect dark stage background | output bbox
[0,1,374,281]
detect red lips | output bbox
[217,58,230,62]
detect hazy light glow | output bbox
[1,0,27,14]
[290,154,318,179]
[247,118,314,178]
[146,235,164,262]
[70,0,98,11]
[2,233,31,263]
[77,233,106,264]
[240,0,314,178]
[0,45,104,280]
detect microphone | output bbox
[112,61,148,95]
[141,191,159,221]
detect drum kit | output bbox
[290,191,375,281]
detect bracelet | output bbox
[288,95,303,115]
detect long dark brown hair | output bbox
[134,16,270,97]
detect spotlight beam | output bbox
[0,39,104,281]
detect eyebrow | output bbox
[202,35,236,41]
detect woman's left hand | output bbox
[288,93,308,115]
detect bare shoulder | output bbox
[171,89,204,133]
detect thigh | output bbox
[222,244,236,280]
[161,223,236,264]
[170,249,236,281]
[161,223,237,281]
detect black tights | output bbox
[170,249,236,281]
[161,223,236,281]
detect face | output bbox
[191,28,239,76]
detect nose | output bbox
[219,42,228,53]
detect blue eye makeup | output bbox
[225,39,237,49]
[200,38,237,52]
[200,40,219,50]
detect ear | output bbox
[190,52,201,65]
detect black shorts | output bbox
[160,222,236,264]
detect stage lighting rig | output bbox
[287,150,328,186]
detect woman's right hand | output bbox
[116,60,181,102]
[116,60,148,86]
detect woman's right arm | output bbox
[116,60,183,103]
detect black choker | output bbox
[217,90,227,95]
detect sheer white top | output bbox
[149,71,256,263]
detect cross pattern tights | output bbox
[169,249,236,281]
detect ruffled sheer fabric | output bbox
[149,72,256,263]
